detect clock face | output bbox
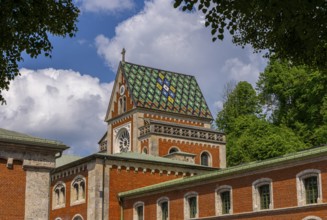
[118,129,130,152]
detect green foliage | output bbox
[0,0,79,104]
[174,0,327,70]
[216,81,260,133]
[217,59,327,166]
[227,115,307,166]
[257,58,327,146]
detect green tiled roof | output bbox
[118,145,327,198]
[56,154,82,167]
[121,62,212,119]
[0,128,68,150]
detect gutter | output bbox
[102,157,107,220]
[118,196,124,220]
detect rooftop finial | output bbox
[121,48,126,62]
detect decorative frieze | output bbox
[51,164,87,182]
[139,121,225,144]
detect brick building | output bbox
[2,59,327,220]
[0,128,68,220]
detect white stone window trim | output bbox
[200,150,212,167]
[296,169,322,206]
[252,178,273,211]
[215,185,233,216]
[184,191,199,219]
[72,213,84,220]
[70,175,86,206]
[133,201,145,220]
[157,196,169,220]
[302,216,322,220]
[52,181,66,210]
[113,122,131,154]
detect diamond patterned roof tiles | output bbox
[121,62,213,119]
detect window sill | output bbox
[71,199,86,206]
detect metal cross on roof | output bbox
[121,48,126,62]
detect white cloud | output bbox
[95,0,267,117]
[77,0,134,13]
[1,68,113,156]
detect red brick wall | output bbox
[122,160,327,219]
[0,159,26,220]
[158,138,221,167]
[109,166,186,219]
[50,170,88,220]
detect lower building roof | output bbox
[118,145,327,199]
[0,128,69,151]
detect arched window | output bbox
[53,182,66,209]
[184,192,198,219]
[142,147,148,154]
[72,214,84,220]
[71,175,86,205]
[200,151,211,166]
[216,185,233,215]
[119,95,127,114]
[296,169,322,206]
[252,178,273,211]
[168,147,179,154]
[157,197,169,220]
[133,201,144,220]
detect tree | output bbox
[227,115,307,166]
[216,80,307,166]
[173,0,327,70]
[0,0,79,104]
[257,58,327,146]
[216,81,260,133]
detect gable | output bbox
[122,62,213,119]
[104,67,135,121]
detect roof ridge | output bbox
[123,61,196,78]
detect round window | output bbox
[117,128,130,152]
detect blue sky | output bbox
[1,0,267,156]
